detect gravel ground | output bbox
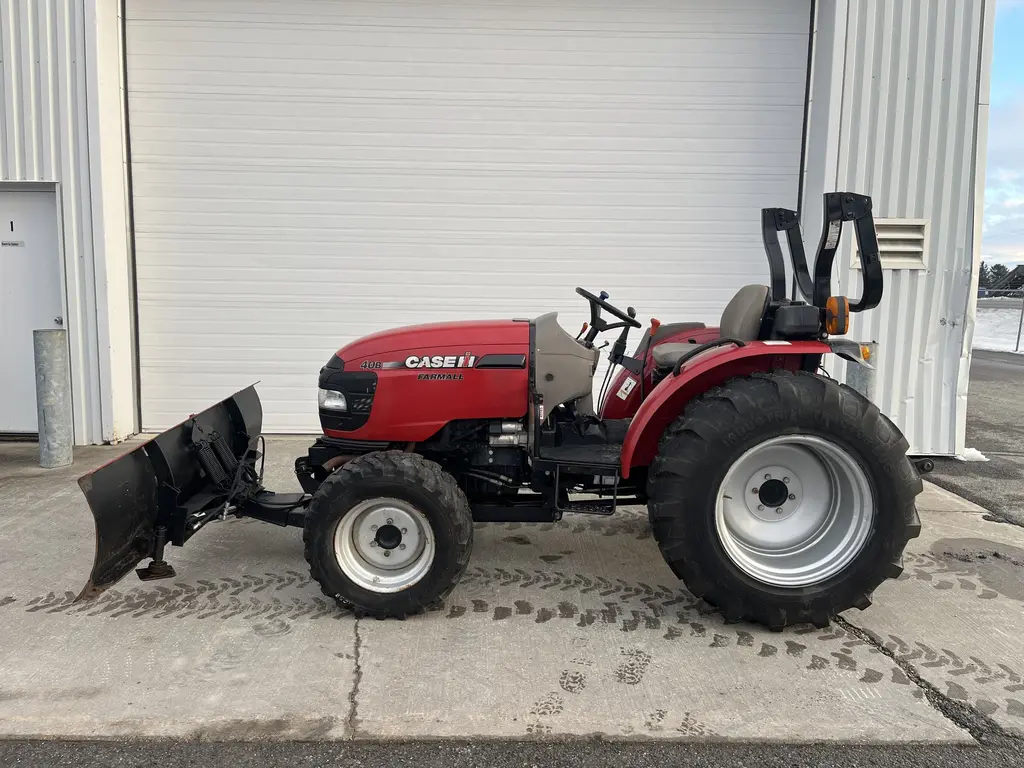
[928,349,1024,528]
[0,739,1022,768]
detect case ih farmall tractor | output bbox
[79,193,922,630]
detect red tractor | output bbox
[79,193,922,630]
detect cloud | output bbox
[981,92,1024,266]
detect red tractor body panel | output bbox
[337,319,528,359]
[600,325,722,420]
[619,341,831,477]
[327,319,530,442]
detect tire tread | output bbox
[648,370,922,629]
[303,451,473,619]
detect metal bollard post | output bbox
[844,341,877,403]
[33,329,74,468]
[1016,295,1024,353]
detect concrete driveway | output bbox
[0,438,1022,745]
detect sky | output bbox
[983,0,1024,266]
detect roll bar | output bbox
[760,192,883,313]
[761,207,812,302]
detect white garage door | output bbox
[127,0,811,432]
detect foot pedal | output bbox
[136,559,176,581]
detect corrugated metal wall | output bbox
[0,0,103,443]
[834,0,986,455]
[2,0,991,450]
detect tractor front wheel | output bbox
[304,451,473,618]
[647,370,922,630]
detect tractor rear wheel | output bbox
[647,370,922,630]
[304,451,473,618]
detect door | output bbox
[126,0,812,432]
[0,189,64,434]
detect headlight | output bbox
[318,388,348,412]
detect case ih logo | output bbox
[404,353,477,369]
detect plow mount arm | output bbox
[76,385,307,600]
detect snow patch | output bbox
[974,307,1023,353]
[958,447,989,462]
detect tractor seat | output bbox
[650,321,706,344]
[651,285,770,370]
[651,343,697,369]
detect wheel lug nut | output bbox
[401,528,407,534]
[399,543,406,550]
[783,477,790,483]
[757,505,764,511]
[371,525,377,531]
[387,518,393,525]
[370,541,377,547]
[764,474,771,480]
[751,488,759,494]
[789,493,796,500]
[776,508,784,514]
[383,550,391,557]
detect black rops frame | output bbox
[760,192,883,314]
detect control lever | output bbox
[575,322,589,341]
[608,305,641,373]
[614,323,645,375]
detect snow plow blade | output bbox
[76,385,263,601]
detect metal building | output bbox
[0,0,995,455]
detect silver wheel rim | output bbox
[714,435,875,587]
[333,498,435,593]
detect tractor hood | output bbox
[334,319,531,365]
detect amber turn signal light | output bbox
[825,296,850,335]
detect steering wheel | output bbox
[576,287,642,329]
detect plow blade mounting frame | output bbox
[76,385,264,600]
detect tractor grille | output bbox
[349,395,374,414]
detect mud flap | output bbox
[76,385,263,600]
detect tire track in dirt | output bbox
[9,571,348,622]
[5,558,1022,724]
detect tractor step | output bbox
[558,499,617,516]
[537,442,622,468]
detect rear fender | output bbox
[619,341,831,478]
[599,325,721,420]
